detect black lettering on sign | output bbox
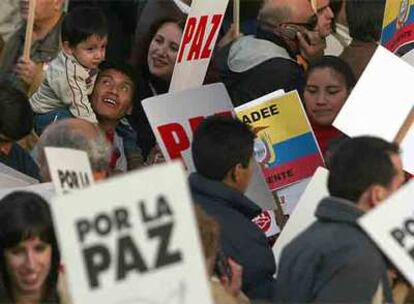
[139,195,173,223]
[265,169,294,184]
[76,208,131,243]
[148,222,182,269]
[58,169,91,189]
[83,244,111,288]
[116,235,149,281]
[242,105,280,124]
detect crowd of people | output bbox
[0,0,412,303]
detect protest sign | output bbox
[235,90,324,191]
[44,147,94,195]
[333,46,414,174]
[51,162,213,304]
[272,167,329,269]
[359,180,414,285]
[0,182,55,201]
[0,163,39,188]
[143,83,276,210]
[381,0,414,65]
[169,0,229,92]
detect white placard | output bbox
[44,147,94,195]
[169,0,229,92]
[51,162,213,304]
[333,46,414,174]
[143,83,276,210]
[359,180,414,285]
[333,46,413,142]
[0,182,55,201]
[0,162,39,186]
[273,167,329,269]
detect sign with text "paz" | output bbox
[359,180,414,285]
[333,46,414,174]
[169,0,229,92]
[51,162,213,304]
[236,90,324,191]
[143,83,276,210]
[44,147,94,195]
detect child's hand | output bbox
[14,57,38,85]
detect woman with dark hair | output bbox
[304,55,356,156]
[129,18,185,160]
[0,191,60,303]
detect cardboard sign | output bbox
[44,147,94,195]
[235,90,324,191]
[143,83,276,210]
[402,125,414,174]
[169,0,229,92]
[0,162,39,187]
[333,46,414,174]
[381,0,414,64]
[51,162,213,304]
[273,167,329,269]
[0,182,55,201]
[359,180,414,285]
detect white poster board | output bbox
[51,162,213,304]
[0,182,55,201]
[333,46,414,173]
[44,147,94,195]
[359,180,414,285]
[273,167,329,269]
[169,0,229,92]
[401,125,414,174]
[0,162,39,187]
[143,83,276,210]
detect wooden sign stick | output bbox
[233,0,240,36]
[272,191,287,229]
[394,106,414,144]
[23,0,37,61]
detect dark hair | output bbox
[305,56,356,92]
[131,17,185,73]
[0,81,33,141]
[0,192,60,301]
[192,116,255,180]
[346,0,386,42]
[328,136,400,202]
[62,7,108,47]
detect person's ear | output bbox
[62,41,73,55]
[369,185,388,207]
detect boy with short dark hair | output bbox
[189,115,277,301]
[30,7,108,135]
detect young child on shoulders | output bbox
[30,7,108,135]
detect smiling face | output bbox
[5,237,52,298]
[304,67,349,126]
[64,35,108,70]
[91,69,134,125]
[147,22,182,81]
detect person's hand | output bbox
[220,258,243,298]
[297,29,325,62]
[218,23,243,49]
[14,56,38,85]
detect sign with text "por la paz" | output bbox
[51,162,213,304]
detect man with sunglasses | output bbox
[217,0,325,106]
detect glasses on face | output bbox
[283,13,318,31]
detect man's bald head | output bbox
[37,119,111,181]
[258,0,315,26]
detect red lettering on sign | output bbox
[157,123,190,160]
[201,14,223,59]
[187,16,208,61]
[177,17,197,63]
